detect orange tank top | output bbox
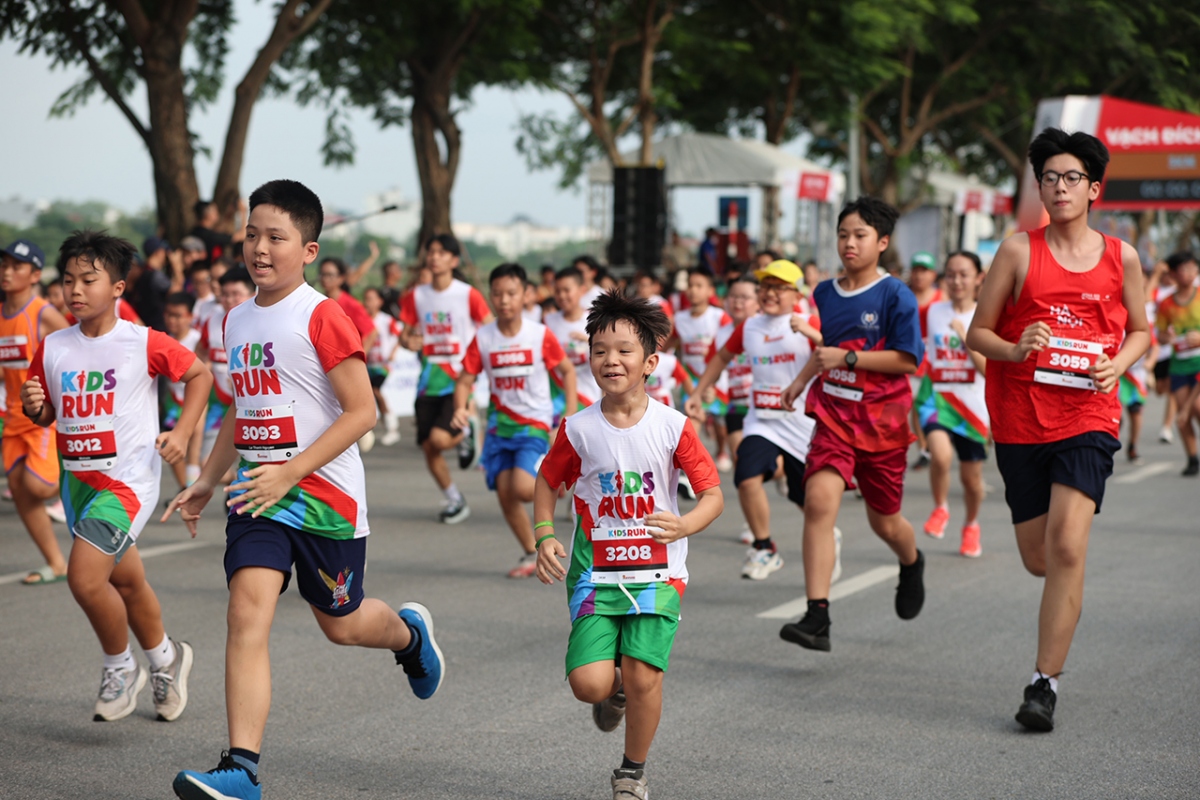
[0,296,50,435]
[986,227,1127,444]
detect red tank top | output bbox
[986,227,1127,444]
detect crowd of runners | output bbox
[0,125,1195,800]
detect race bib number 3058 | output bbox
[1034,337,1102,390]
[57,419,117,471]
[590,525,668,584]
[823,366,865,402]
[235,405,300,462]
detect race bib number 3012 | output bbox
[57,419,117,472]
[590,525,669,584]
[235,405,300,462]
[1034,337,1102,390]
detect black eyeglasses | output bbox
[1039,170,1090,188]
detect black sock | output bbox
[807,599,829,619]
[228,748,260,784]
[621,755,645,771]
[753,537,775,552]
[393,622,421,659]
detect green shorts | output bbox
[565,612,678,677]
[74,518,135,563]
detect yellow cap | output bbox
[754,259,802,288]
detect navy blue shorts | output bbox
[725,408,746,434]
[224,514,367,617]
[994,432,1120,525]
[1169,372,1198,392]
[923,422,987,463]
[734,435,805,507]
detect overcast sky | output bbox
[0,1,805,240]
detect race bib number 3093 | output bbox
[235,405,300,462]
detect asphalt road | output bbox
[0,391,1197,799]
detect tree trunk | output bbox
[410,67,460,253]
[142,41,199,244]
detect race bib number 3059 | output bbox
[57,419,117,471]
[590,525,668,584]
[1034,337,1102,390]
[235,405,300,462]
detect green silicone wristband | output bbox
[534,520,554,530]
[535,533,556,548]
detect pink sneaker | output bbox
[507,553,537,579]
[923,507,949,539]
[960,523,982,557]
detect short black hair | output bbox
[573,254,601,275]
[837,196,900,239]
[320,256,348,276]
[248,180,324,244]
[1028,128,1110,184]
[555,265,583,284]
[58,229,136,283]
[219,265,257,292]
[489,262,527,286]
[193,199,213,220]
[424,233,461,258]
[946,250,983,274]
[540,264,556,276]
[1166,251,1197,271]
[586,289,672,361]
[687,266,716,285]
[755,249,782,261]
[165,291,196,312]
[730,274,759,288]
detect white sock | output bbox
[1031,671,1059,694]
[444,484,463,504]
[144,636,176,671]
[937,503,949,511]
[103,646,136,673]
[384,414,399,433]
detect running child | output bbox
[22,230,211,721]
[778,196,927,653]
[198,267,256,465]
[545,266,602,417]
[672,268,733,471]
[453,263,576,579]
[915,251,989,557]
[363,286,403,446]
[167,180,444,800]
[162,292,205,491]
[967,128,1150,731]
[908,251,943,470]
[399,234,492,523]
[0,239,70,584]
[714,274,759,542]
[1155,251,1200,475]
[533,291,723,800]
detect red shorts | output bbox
[804,422,907,515]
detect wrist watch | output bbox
[844,350,858,368]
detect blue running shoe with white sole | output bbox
[173,752,261,800]
[396,602,444,699]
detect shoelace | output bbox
[98,667,128,701]
[152,670,174,703]
[209,751,250,777]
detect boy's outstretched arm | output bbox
[533,472,567,584]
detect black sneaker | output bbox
[895,550,925,620]
[457,419,478,470]
[1015,677,1057,732]
[779,611,831,652]
[438,498,470,524]
[1183,457,1199,477]
[910,452,930,470]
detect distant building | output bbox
[453,215,595,260]
[0,196,41,229]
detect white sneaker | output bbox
[151,639,193,721]
[742,547,783,580]
[1159,426,1174,444]
[94,664,147,721]
[738,528,755,545]
[380,429,401,446]
[46,499,67,523]
[831,526,843,585]
[358,430,376,454]
[715,453,733,473]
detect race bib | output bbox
[751,383,788,419]
[727,363,753,401]
[1034,337,1102,390]
[823,365,865,402]
[567,341,589,367]
[0,334,29,368]
[57,418,117,472]
[931,364,976,386]
[235,404,300,462]
[682,339,711,357]
[208,347,227,364]
[488,348,535,377]
[1173,335,1200,361]
[422,332,461,363]
[590,525,669,584]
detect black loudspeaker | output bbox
[609,166,666,269]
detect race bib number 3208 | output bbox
[590,525,669,584]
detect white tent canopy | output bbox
[586,132,842,194]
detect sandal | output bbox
[23,565,67,585]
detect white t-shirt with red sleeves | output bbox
[193,296,220,332]
[200,308,233,405]
[168,328,202,405]
[539,398,721,621]
[581,285,605,310]
[646,351,689,408]
[30,321,196,539]
[461,319,564,438]
[368,311,401,371]
[724,313,817,461]
[398,279,491,398]
[223,283,369,540]
[673,305,732,382]
[714,320,753,412]
[544,310,601,406]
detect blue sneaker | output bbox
[395,602,444,699]
[173,752,261,800]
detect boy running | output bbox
[672,268,733,470]
[162,292,205,491]
[534,291,724,800]
[545,266,602,416]
[0,239,70,584]
[778,197,927,653]
[167,180,444,800]
[453,263,576,579]
[363,285,403,446]
[967,128,1150,731]
[916,250,989,556]
[22,230,211,721]
[1155,251,1200,475]
[714,274,759,542]
[908,251,943,469]
[198,267,256,464]
[399,234,493,523]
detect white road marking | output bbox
[756,565,899,619]
[1113,462,1174,484]
[0,539,216,586]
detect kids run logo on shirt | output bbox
[750,352,797,366]
[596,469,657,520]
[59,370,116,417]
[228,341,281,397]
